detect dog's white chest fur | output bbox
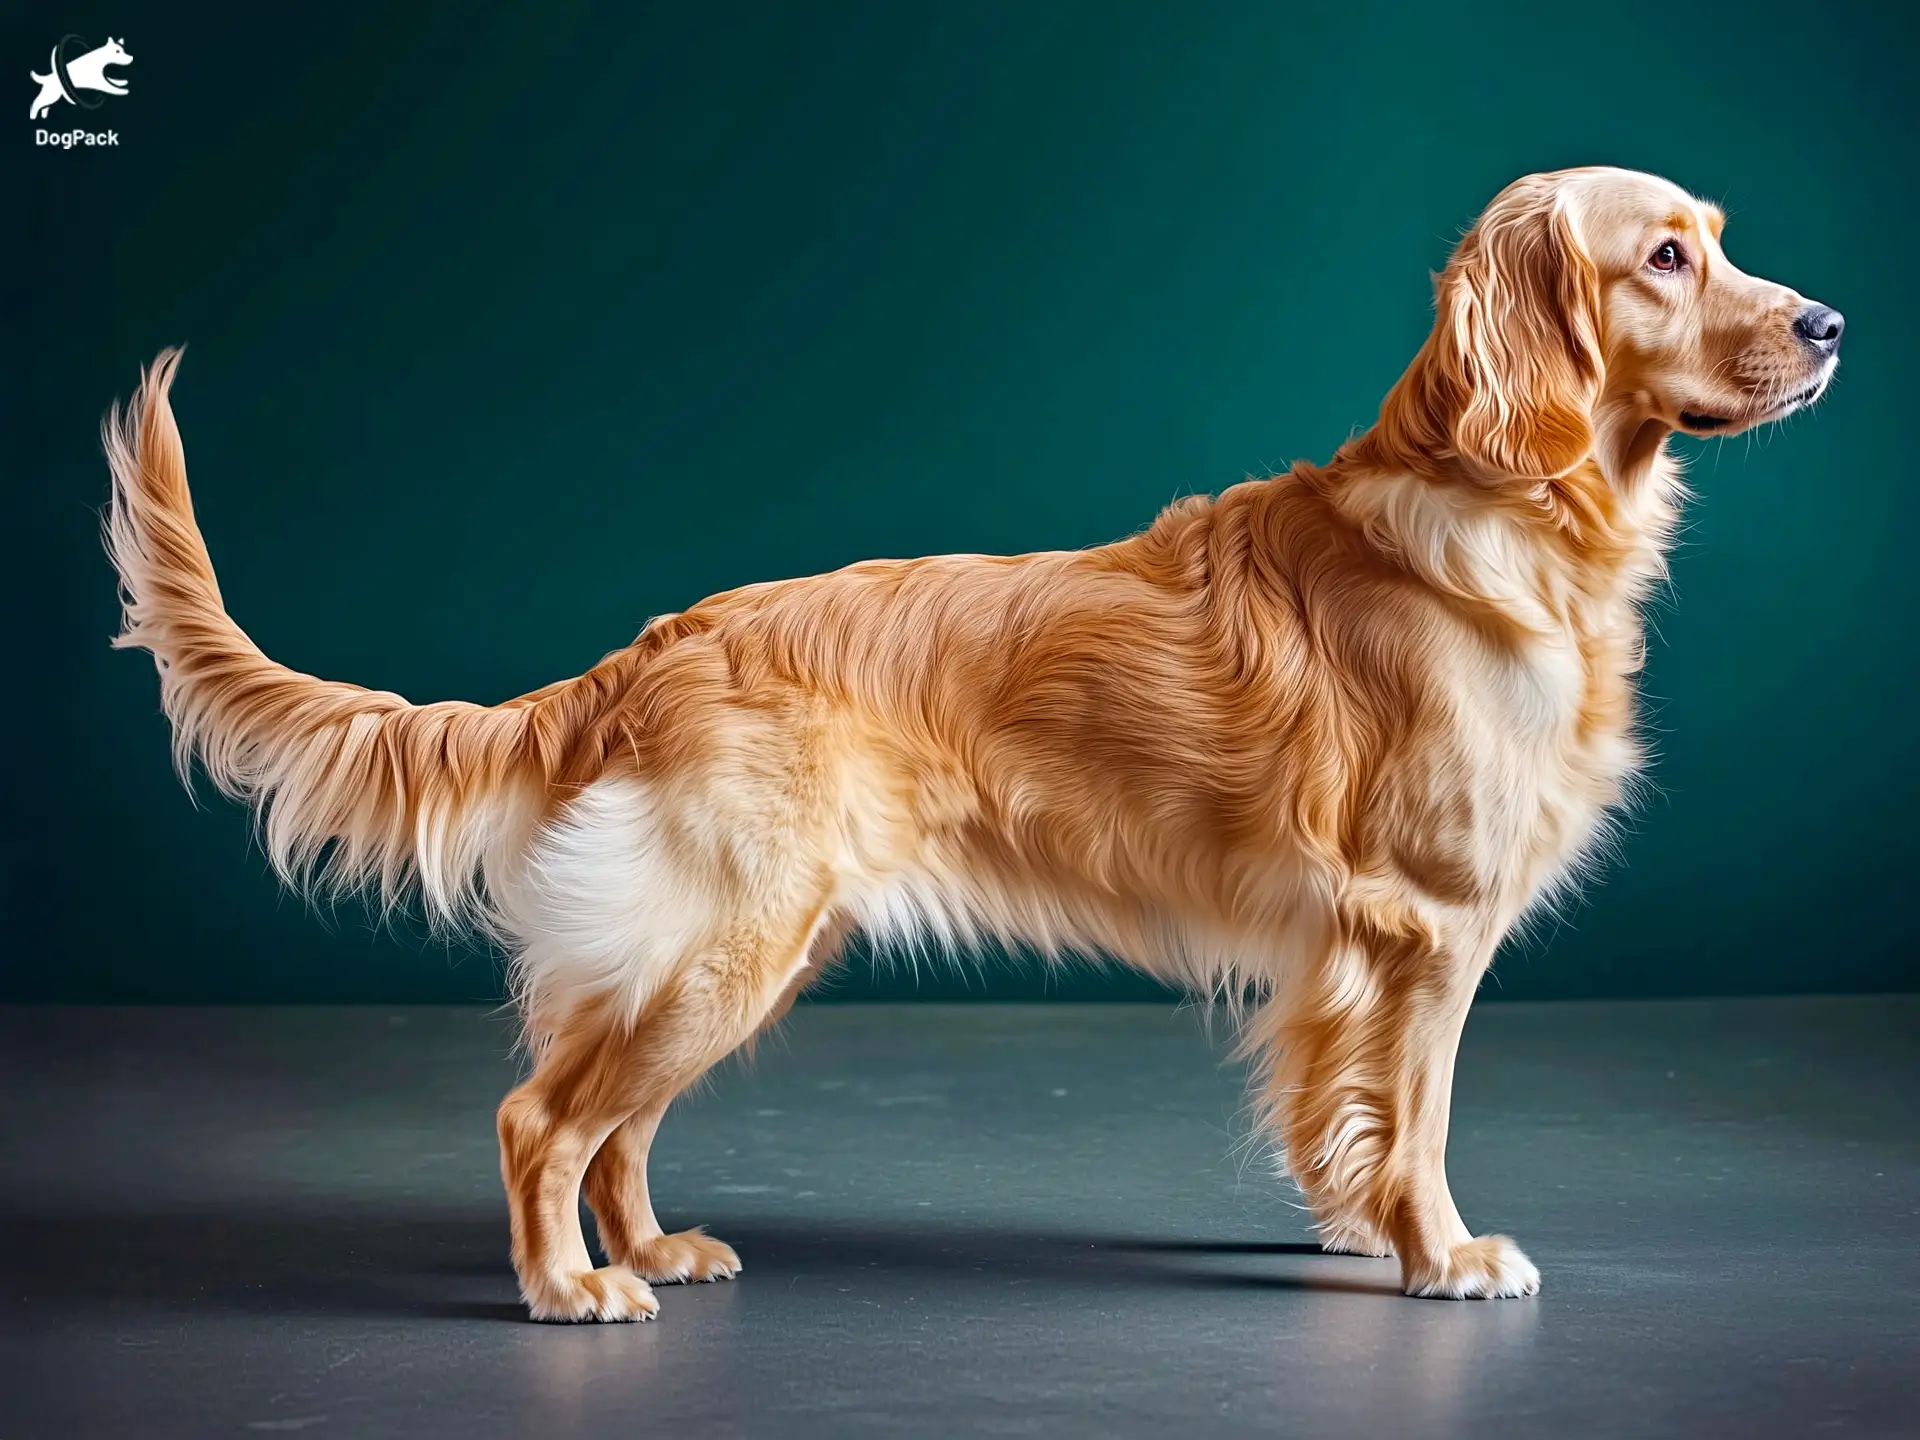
[1487,629,1638,912]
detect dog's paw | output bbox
[524,1265,661,1322]
[1316,1218,1395,1257]
[616,1228,742,1284]
[1403,1235,1539,1300]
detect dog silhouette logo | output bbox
[29,35,132,121]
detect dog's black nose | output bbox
[1792,303,1845,355]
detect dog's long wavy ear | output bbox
[1385,181,1604,482]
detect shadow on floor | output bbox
[0,1207,1397,1322]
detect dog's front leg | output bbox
[1251,920,1538,1299]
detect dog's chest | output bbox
[1459,614,1645,896]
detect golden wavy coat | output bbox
[104,167,1842,1318]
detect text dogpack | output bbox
[36,127,119,148]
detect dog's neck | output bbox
[1321,412,1685,641]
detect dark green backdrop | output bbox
[10,0,1915,1003]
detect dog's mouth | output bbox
[1677,368,1833,435]
[1677,409,1733,432]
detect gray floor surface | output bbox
[0,998,1915,1438]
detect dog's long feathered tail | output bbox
[104,349,596,931]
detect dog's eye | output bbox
[1648,242,1682,273]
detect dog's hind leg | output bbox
[581,1108,734,1284]
[581,912,850,1284]
[497,906,828,1322]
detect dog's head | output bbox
[1382,167,1841,483]
[91,37,133,81]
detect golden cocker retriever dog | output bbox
[103,166,1842,1319]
